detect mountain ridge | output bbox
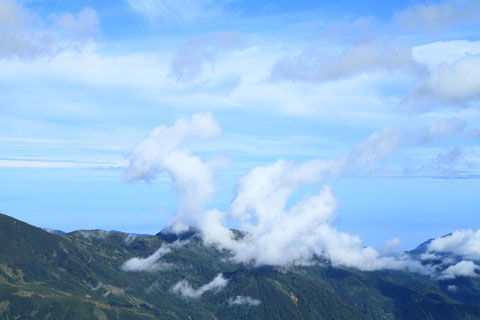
[1,212,480,319]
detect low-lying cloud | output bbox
[228,295,261,306]
[428,230,480,260]
[171,273,228,299]
[439,260,480,280]
[125,113,478,279]
[121,241,186,272]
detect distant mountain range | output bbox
[1,212,480,319]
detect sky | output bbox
[1,0,479,251]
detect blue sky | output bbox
[1,0,480,249]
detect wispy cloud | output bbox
[270,42,422,83]
[171,273,228,299]
[121,240,186,272]
[0,158,125,169]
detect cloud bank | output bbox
[428,230,480,260]
[171,273,228,299]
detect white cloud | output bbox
[440,260,480,279]
[169,32,242,83]
[201,160,425,272]
[381,238,402,254]
[171,273,227,299]
[413,40,480,69]
[407,54,480,110]
[395,0,480,32]
[428,230,480,260]
[125,113,222,233]
[447,284,458,292]
[125,114,470,271]
[121,241,186,272]
[227,295,261,306]
[125,0,218,23]
[424,54,480,104]
[270,42,421,83]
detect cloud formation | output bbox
[227,295,261,306]
[171,273,228,299]
[439,260,480,280]
[121,241,186,271]
[410,54,480,108]
[428,230,480,260]
[201,160,425,272]
[125,114,475,275]
[125,112,221,233]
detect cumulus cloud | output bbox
[270,42,422,83]
[201,160,426,272]
[125,112,221,233]
[169,32,242,83]
[395,0,480,32]
[125,0,219,23]
[439,260,480,280]
[126,114,472,272]
[227,295,261,306]
[428,230,480,260]
[121,241,185,271]
[171,273,227,299]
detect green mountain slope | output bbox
[1,212,480,319]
